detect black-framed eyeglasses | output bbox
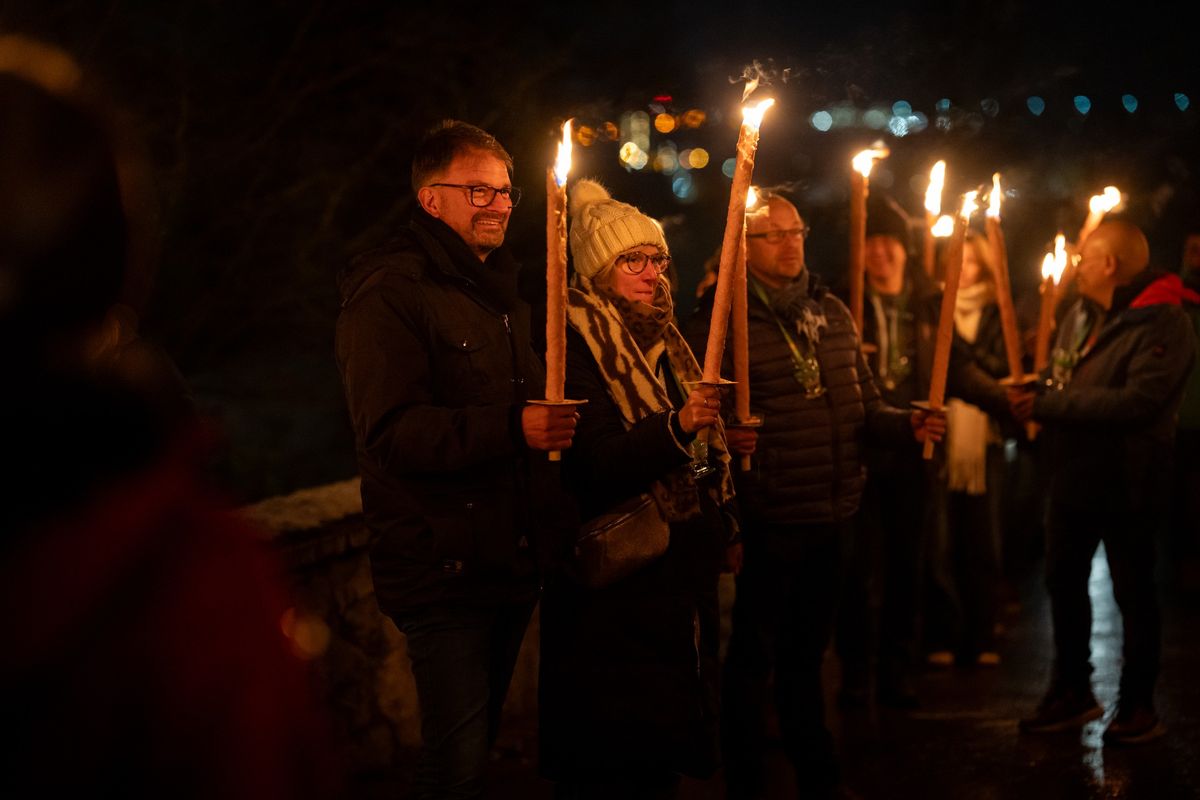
[428,183,522,208]
[616,251,672,275]
[746,226,810,244]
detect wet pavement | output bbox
[346,547,1200,799]
[470,544,1200,800]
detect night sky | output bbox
[3,1,1195,499]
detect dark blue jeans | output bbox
[393,601,536,799]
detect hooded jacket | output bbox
[1034,269,1198,510]
[334,211,553,611]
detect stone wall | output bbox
[241,478,541,776]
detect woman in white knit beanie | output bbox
[538,180,742,797]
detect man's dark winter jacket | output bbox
[686,272,913,526]
[335,211,552,612]
[1035,269,1198,511]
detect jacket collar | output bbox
[409,210,520,311]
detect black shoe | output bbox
[1103,704,1165,745]
[1019,687,1103,733]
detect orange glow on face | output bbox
[742,98,775,131]
[987,173,1002,219]
[554,120,572,187]
[924,160,946,215]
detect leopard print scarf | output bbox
[568,272,736,522]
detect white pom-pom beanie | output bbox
[568,179,668,279]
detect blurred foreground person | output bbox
[539,180,739,799]
[1009,220,1197,744]
[0,37,337,798]
[336,120,576,799]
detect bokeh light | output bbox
[654,113,676,134]
[1026,96,1046,116]
[1121,94,1138,113]
[721,158,736,178]
[672,173,694,200]
[892,100,913,117]
[619,141,649,171]
[688,148,710,169]
[810,110,833,132]
[1073,95,1092,115]
[981,97,1000,117]
[935,98,951,113]
[863,107,889,130]
[680,109,706,128]
[1177,93,1191,111]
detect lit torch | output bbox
[1034,234,1069,373]
[1078,185,1122,246]
[701,97,774,383]
[539,119,582,461]
[923,190,978,460]
[731,186,763,470]
[985,173,1025,382]
[923,160,946,278]
[848,145,890,334]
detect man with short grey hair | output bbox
[336,120,577,798]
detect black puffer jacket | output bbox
[686,272,913,525]
[1035,270,1197,512]
[335,211,555,612]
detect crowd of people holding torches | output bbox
[7,31,1200,798]
[334,87,1200,797]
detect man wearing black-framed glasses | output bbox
[336,119,576,799]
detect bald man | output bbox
[1009,220,1198,744]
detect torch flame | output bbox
[924,160,946,215]
[852,145,890,178]
[1041,253,1056,281]
[1046,233,1068,283]
[741,98,775,132]
[1088,185,1122,215]
[987,173,1003,219]
[931,214,955,238]
[746,186,760,209]
[553,120,573,187]
[960,190,979,221]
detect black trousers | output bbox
[720,521,846,798]
[1045,497,1160,706]
[838,459,928,694]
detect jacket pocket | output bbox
[432,324,496,402]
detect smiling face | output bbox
[417,148,513,260]
[607,245,665,304]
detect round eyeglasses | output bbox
[617,251,672,275]
[428,183,522,208]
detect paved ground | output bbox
[361,546,1200,799]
